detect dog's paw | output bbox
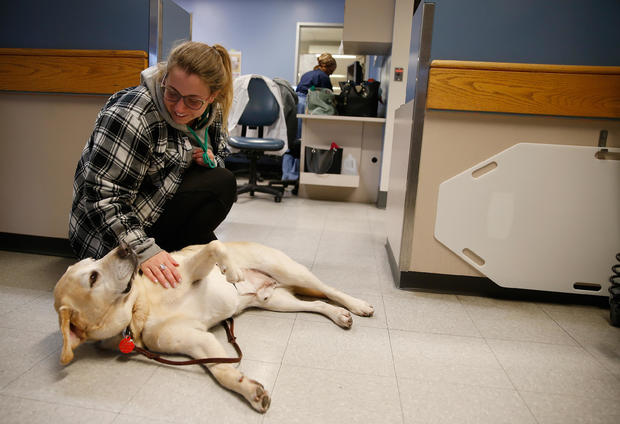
[348,299,375,317]
[247,379,271,413]
[217,262,243,283]
[333,307,353,329]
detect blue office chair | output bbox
[228,78,286,202]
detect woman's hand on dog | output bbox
[141,251,181,288]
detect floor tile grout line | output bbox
[308,203,328,272]
[453,296,601,347]
[0,289,51,317]
[111,411,176,424]
[457,295,541,424]
[386,308,561,395]
[0,324,60,334]
[116,362,160,416]
[391,366,550,394]
[263,306,299,424]
[274,358,398,380]
[383,296,407,424]
[0,390,123,417]
[538,303,620,380]
[486,347,541,424]
[0,346,60,394]
[537,301,584,345]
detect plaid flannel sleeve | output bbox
[81,102,155,253]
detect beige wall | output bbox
[0,93,107,238]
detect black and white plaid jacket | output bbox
[69,84,228,261]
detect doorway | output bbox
[294,23,365,93]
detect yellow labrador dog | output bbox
[53,241,374,413]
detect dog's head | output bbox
[53,242,138,364]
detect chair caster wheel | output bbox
[275,196,282,203]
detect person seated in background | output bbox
[69,41,236,290]
[295,53,337,137]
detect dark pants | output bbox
[146,165,236,251]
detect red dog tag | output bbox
[119,336,135,354]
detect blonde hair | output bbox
[313,53,337,72]
[162,41,233,131]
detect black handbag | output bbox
[304,144,343,174]
[336,80,380,117]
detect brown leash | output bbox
[120,318,242,366]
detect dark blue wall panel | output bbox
[0,0,150,51]
[427,0,620,66]
[161,0,191,60]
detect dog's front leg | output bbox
[143,320,270,413]
[184,241,243,283]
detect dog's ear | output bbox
[58,306,81,365]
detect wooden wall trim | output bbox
[0,48,149,95]
[427,60,620,119]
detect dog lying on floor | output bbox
[53,240,374,413]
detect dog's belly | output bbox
[145,267,278,331]
[175,272,241,328]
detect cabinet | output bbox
[386,60,620,294]
[298,114,385,203]
[343,0,395,55]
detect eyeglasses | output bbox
[161,76,208,110]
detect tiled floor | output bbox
[1,195,619,423]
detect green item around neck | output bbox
[187,125,216,168]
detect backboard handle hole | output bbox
[462,248,485,266]
[472,161,497,178]
[573,282,602,292]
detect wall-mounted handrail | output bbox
[0,48,148,95]
[427,60,620,119]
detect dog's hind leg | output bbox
[143,321,270,413]
[220,242,373,317]
[258,255,374,318]
[227,243,374,316]
[255,288,354,329]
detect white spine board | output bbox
[435,143,620,295]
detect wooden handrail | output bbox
[430,60,620,75]
[0,48,149,95]
[427,60,620,119]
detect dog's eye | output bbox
[89,271,98,287]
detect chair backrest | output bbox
[238,78,279,127]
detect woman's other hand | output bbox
[140,250,182,288]
[192,147,215,167]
